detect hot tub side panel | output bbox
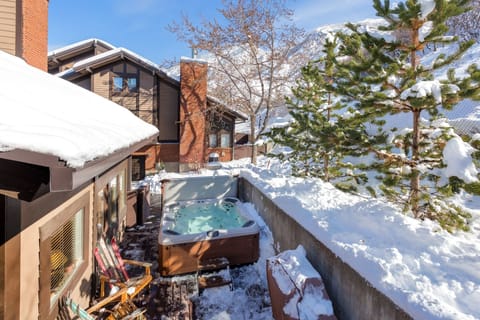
[159,233,259,276]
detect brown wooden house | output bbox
[0,48,158,319]
[48,40,247,173]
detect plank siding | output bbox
[158,81,179,141]
[0,0,16,55]
[93,69,110,99]
[56,50,96,73]
[112,63,123,73]
[112,96,137,113]
[73,77,91,91]
[94,44,111,55]
[139,70,155,125]
[126,63,136,74]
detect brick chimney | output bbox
[178,58,208,172]
[0,0,49,71]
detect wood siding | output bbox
[73,77,91,91]
[0,0,16,55]
[94,43,111,55]
[139,70,155,125]
[92,67,111,99]
[159,81,179,141]
[57,50,95,73]
[112,96,137,112]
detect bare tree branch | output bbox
[167,0,306,164]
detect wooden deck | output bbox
[121,209,199,320]
[119,204,267,319]
[147,278,197,320]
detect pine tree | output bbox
[267,38,369,185]
[328,0,480,230]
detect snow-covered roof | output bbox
[48,38,116,58]
[0,50,159,169]
[60,47,247,121]
[71,47,165,74]
[207,95,248,121]
[54,44,174,84]
[180,56,208,64]
[52,39,247,121]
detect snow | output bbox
[401,80,444,103]
[239,158,480,320]
[147,155,480,320]
[191,201,276,319]
[419,0,436,18]
[419,21,434,41]
[71,47,161,72]
[48,38,116,57]
[180,56,209,64]
[443,136,478,183]
[0,50,158,168]
[6,7,479,319]
[270,245,335,318]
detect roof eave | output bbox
[48,39,115,63]
[0,134,157,198]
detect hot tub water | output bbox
[171,200,248,234]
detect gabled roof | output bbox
[52,39,247,122]
[207,95,248,121]
[48,38,116,61]
[0,50,158,197]
[56,45,176,85]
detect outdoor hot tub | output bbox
[158,197,260,276]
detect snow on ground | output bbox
[147,157,480,320]
[242,158,480,320]
[192,202,276,319]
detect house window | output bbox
[220,133,231,148]
[39,190,90,319]
[209,132,232,148]
[96,163,128,240]
[113,76,123,92]
[126,78,137,92]
[49,209,84,302]
[209,134,218,148]
[112,75,138,94]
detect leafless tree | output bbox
[168,0,306,164]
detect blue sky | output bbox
[48,0,376,64]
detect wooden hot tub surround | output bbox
[158,198,260,276]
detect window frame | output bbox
[207,113,234,149]
[208,130,233,149]
[95,160,128,241]
[209,133,218,148]
[111,73,139,95]
[220,133,231,148]
[38,191,90,320]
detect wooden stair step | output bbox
[198,257,230,272]
[198,272,232,289]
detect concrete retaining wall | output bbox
[239,177,412,320]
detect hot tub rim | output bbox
[158,197,260,246]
